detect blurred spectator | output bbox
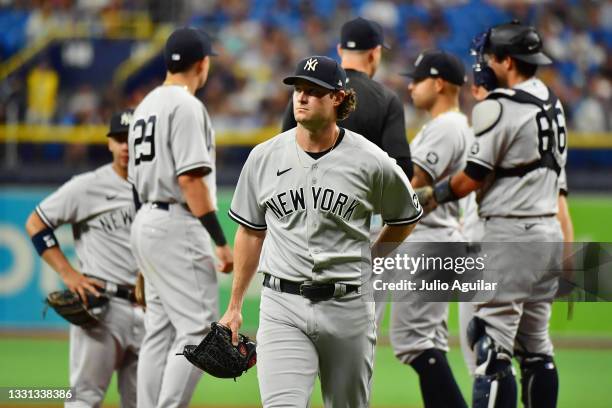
[573,74,612,133]
[25,0,72,43]
[26,59,59,124]
[67,84,100,124]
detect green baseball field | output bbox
[1,193,610,407]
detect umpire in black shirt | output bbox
[282,17,413,179]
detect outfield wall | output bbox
[1,188,611,336]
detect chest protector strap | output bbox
[486,88,562,178]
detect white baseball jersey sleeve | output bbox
[36,164,138,285]
[229,128,422,284]
[468,78,567,217]
[128,85,216,207]
[411,111,472,230]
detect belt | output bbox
[263,273,359,301]
[103,282,137,303]
[86,275,137,303]
[150,201,190,212]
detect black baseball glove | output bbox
[181,322,257,379]
[44,290,109,328]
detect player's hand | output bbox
[219,308,243,346]
[215,245,234,273]
[63,269,104,306]
[415,186,438,215]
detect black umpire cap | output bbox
[403,50,467,86]
[484,21,552,66]
[340,17,389,50]
[164,27,217,73]
[107,109,133,137]
[283,56,347,91]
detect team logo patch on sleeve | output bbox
[471,142,480,155]
[426,152,439,165]
[412,193,421,211]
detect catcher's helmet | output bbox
[484,21,552,66]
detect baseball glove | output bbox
[44,290,109,328]
[181,322,257,379]
[134,272,146,308]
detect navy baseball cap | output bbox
[340,17,389,50]
[107,109,133,137]
[283,56,347,91]
[403,50,467,86]
[164,27,217,73]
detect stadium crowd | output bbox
[0,0,610,170]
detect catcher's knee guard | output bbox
[468,318,517,408]
[516,352,558,408]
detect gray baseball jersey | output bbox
[229,127,423,285]
[391,112,471,374]
[468,78,567,217]
[128,84,220,408]
[410,111,472,232]
[36,163,137,285]
[231,127,421,407]
[36,163,143,408]
[128,85,217,208]
[465,78,566,391]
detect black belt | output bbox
[263,273,359,301]
[86,275,137,303]
[151,201,170,210]
[150,201,190,212]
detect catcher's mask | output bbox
[471,20,553,90]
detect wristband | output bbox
[31,228,59,256]
[433,178,459,204]
[198,211,227,246]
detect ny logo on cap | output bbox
[304,58,319,71]
[120,112,132,126]
[415,53,424,66]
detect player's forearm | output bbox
[25,211,76,279]
[177,172,215,217]
[557,194,574,242]
[372,223,417,258]
[227,226,265,311]
[411,164,433,188]
[448,172,483,199]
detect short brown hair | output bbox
[336,89,357,121]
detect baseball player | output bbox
[282,16,414,327]
[25,109,144,407]
[282,17,413,179]
[388,49,469,408]
[220,55,422,407]
[128,27,233,408]
[417,21,569,408]
[458,51,575,387]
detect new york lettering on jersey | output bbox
[230,127,421,284]
[264,186,360,222]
